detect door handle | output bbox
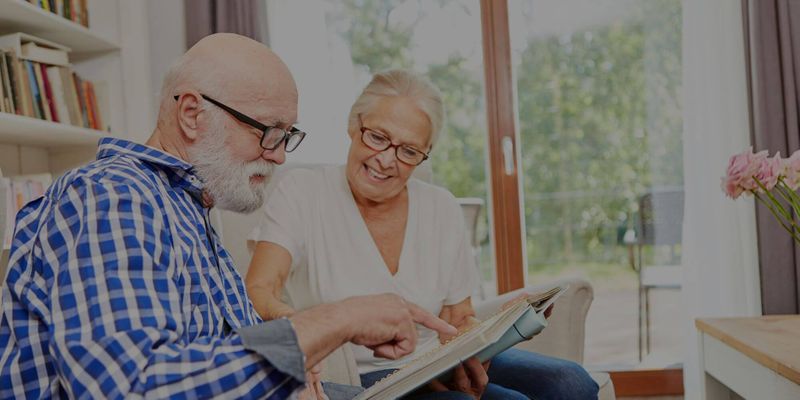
[502,136,515,176]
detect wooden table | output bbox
[696,316,800,399]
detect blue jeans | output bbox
[360,349,599,399]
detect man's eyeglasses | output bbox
[360,127,429,166]
[174,94,306,152]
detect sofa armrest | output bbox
[473,277,593,364]
[321,344,362,386]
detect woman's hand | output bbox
[438,297,478,343]
[428,357,489,399]
[246,241,296,320]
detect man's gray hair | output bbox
[157,56,222,123]
[348,70,445,147]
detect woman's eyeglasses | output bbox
[359,127,429,166]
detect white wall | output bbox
[147,0,186,122]
[265,0,355,166]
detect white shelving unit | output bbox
[0,0,154,275]
[0,112,106,147]
[0,0,119,54]
[0,0,156,175]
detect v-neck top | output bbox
[250,165,478,373]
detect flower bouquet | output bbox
[722,148,800,242]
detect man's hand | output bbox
[342,294,458,360]
[289,294,457,368]
[428,357,489,399]
[297,363,327,400]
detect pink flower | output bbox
[784,150,800,190]
[721,147,768,198]
[754,152,784,191]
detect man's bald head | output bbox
[157,33,297,129]
[147,33,298,213]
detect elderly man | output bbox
[0,33,455,399]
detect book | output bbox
[82,80,95,129]
[354,286,567,400]
[38,63,58,122]
[58,67,81,126]
[21,42,69,67]
[24,61,43,119]
[0,33,71,68]
[46,66,70,125]
[0,51,10,114]
[3,51,22,115]
[9,53,34,118]
[72,73,88,128]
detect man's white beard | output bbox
[189,119,274,214]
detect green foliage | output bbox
[518,0,682,267]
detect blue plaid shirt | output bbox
[0,138,305,399]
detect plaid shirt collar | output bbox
[96,137,214,207]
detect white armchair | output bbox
[320,277,615,399]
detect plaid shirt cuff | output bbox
[238,318,307,382]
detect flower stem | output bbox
[755,178,800,230]
[772,183,800,223]
[777,177,800,214]
[754,193,800,242]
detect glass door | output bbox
[507,0,684,368]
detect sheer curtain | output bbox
[681,0,762,397]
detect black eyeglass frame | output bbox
[173,94,306,152]
[359,127,430,166]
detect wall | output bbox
[147,0,186,122]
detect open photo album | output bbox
[354,285,568,400]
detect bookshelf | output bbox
[0,0,118,54]
[0,0,153,173]
[0,112,104,147]
[0,0,154,276]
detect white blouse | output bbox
[249,165,478,373]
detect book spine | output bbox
[24,61,42,119]
[0,51,8,114]
[32,63,52,122]
[72,73,88,128]
[38,63,58,123]
[46,66,70,125]
[83,81,95,129]
[87,82,101,130]
[15,56,34,118]
[79,0,88,27]
[6,52,27,115]
[59,67,80,126]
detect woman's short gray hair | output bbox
[348,70,445,147]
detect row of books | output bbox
[0,174,50,250]
[0,49,105,130]
[25,0,89,28]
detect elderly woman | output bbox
[246,70,598,399]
